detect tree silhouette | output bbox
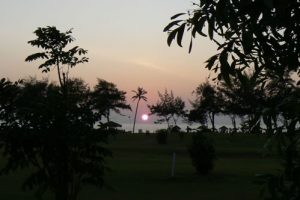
[191,82,221,132]
[164,1,299,84]
[262,74,294,133]
[0,27,111,200]
[217,74,264,133]
[131,87,147,134]
[92,79,131,123]
[0,78,111,200]
[149,90,185,129]
[188,108,207,126]
[25,26,88,88]
[165,1,300,198]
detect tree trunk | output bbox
[54,168,80,200]
[230,115,237,133]
[56,60,64,88]
[166,118,170,130]
[212,113,215,132]
[272,115,278,130]
[209,112,215,132]
[172,115,177,125]
[132,99,140,134]
[106,110,110,123]
[54,176,69,200]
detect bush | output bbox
[178,131,185,140]
[188,133,216,175]
[156,129,168,144]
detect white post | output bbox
[171,152,176,177]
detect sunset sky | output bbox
[0,0,218,124]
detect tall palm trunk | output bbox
[132,99,140,133]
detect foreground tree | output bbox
[0,78,111,200]
[131,87,147,134]
[148,90,185,129]
[165,0,300,198]
[164,1,299,82]
[0,27,110,200]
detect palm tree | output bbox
[132,87,147,133]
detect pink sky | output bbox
[0,0,218,123]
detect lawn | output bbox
[0,133,280,200]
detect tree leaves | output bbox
[194,17,207,37]
[26,26,88,87]
[148,90,185,128]
[92,79,131,122]
[163,20,182,32]
[241,30,253,54]
[176,24,185,47]
[165,3,300,198]
[165,0,300,85]
[208,17,215,40]
[205,54,219,70]
[166,23,186,47]
[219,50,234,85]
[25,53,49,62]
[170,13,186,20]
[0,78,112,199]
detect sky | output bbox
[0,0,218,124]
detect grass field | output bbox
[0,133,280,200]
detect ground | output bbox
[0,133,279,200]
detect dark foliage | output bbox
[155,129,168,145]
[92,79,131,123]
[0,78,111,200]
[165,0,300,198]
[164,0,300,84]
[25,26,88,88]
[0,26,112,200]
[188,133,216,175]
[190,82,221,132]
[149,90,185,129]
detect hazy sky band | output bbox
[0,0,217,122]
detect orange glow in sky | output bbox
[0,0,218,123]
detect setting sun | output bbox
[141,114,149,121]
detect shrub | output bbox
[156,129,168,144]
[178,131,185,140]
[188,133,216,175]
